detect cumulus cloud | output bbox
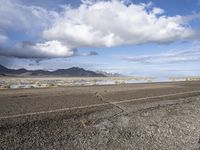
[0,0,101,59]
[0,41,75,58]
[0,0,75,59]
[0,0,199,59]
[0,0,58,33]
[121,45,200,63]
[43,0,196,48]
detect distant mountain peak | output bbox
[0,64,7,69]
[0,64,106,77]
[0,64,11,72]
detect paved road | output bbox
[1,81,200,149]
[1,81,200,118]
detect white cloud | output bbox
[0,0,99,59]
[0,0,73,59]
[0,0,199,59]
[32,41,74,58]
[0,41,75,58]
[121,44,200,63]
[43,0,195,48]
[0,0,58,35]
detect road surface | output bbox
[1,81,200,149]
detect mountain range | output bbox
[0,64,107,77]
[0,65,124,77]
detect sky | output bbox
[0,0,200,77]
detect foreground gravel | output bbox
[1,96,200,150]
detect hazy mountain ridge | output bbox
[0,65,106,77]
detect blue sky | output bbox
[0,0,200,77]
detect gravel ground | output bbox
[1,96,200,150]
